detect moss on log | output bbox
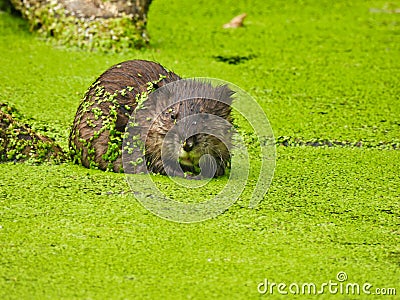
[9,0,152,51]
[0,103,65,163]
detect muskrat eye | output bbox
[183,135,197,152]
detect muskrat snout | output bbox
[178,135,201,168]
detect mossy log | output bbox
[0,103,65,163]
[9,0,152,51]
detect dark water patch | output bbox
[212,54,256,65]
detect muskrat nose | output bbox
[183,136,196,152]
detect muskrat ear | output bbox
[152,87,173,112]
[216,84,235,106]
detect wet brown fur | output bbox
[133,79,234,177]
[69,60,234,177]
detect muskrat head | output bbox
[142,80,235,178]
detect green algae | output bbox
[0,148,399,299]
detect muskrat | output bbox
[69,60,234,177]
